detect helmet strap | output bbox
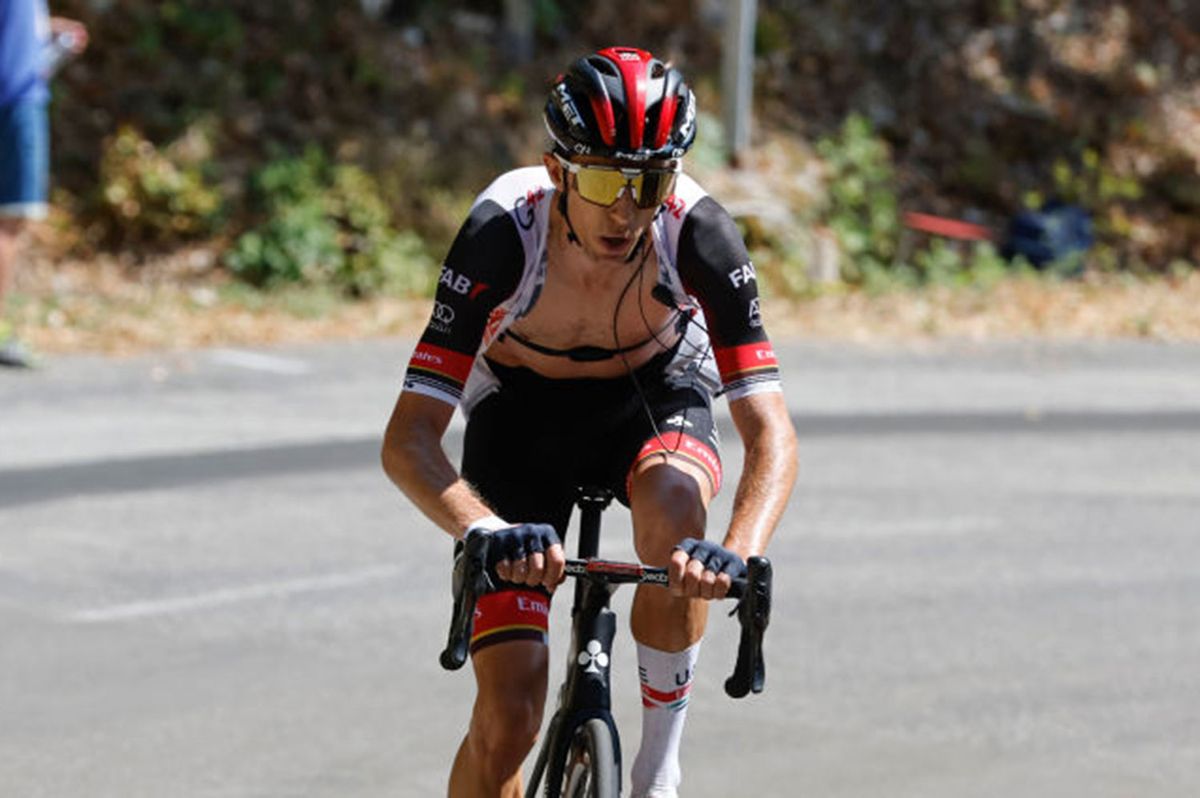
[557,181,582,247]
[625,232,646,263]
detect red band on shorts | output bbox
[628,431,723,497]
[470,589,551,654]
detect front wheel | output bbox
[560,718,618,798]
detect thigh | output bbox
[461,391,576,536]
[621,387,723,507]
[629,458,712,566]
[621,386,722,565]
[469,586,552,655]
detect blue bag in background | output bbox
[1001,201,1093,270]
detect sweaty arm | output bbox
[722,391,797,558]
[675,196,799,560]
[381,199,524,539]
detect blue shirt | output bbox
[0,0,50,108]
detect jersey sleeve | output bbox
[675,196,782,401]
[402,200,525,406]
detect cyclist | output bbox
[382,46,798,798]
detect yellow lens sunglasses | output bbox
[555,154,680,209]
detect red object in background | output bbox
[904,212,995,242]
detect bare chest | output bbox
[487,243,678,376]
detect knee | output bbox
[633,469,707,565]
[468,693,543,782]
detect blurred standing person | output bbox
[0,0,87,367]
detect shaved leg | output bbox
[628,458,713,651]
[0,218,27,315]
[449,640,548,797]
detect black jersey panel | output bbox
[403,200,525,404]
[675,196,780,397]
[675,196,764,348]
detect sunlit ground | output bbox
[11,249,1200,357]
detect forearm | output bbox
[383,443,495,540]
[381,397,499,539]
[721,395,799,559]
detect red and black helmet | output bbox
[544,46,697,162]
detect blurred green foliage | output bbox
[226,149,435,297]
[95,125,223,247]
[45,0,1200,297]
[814,114,1039,292]
[816,114,901,285]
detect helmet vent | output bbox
[587,56,619,77]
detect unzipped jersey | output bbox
[402,167,781,415]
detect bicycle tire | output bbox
[559,718,619,798]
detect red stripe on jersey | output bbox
[632,431,723,494]
[407,342,474,385]
[470,589,551,642]
[714,342,779,381]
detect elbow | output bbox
[777,420,800,478]
[381,418,420,489]
[380,392,452,493]
[761,409,799,477]
[784,419,800,461]
[380,436,400,483]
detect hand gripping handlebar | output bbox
[439,532,773,698]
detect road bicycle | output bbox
[441,486,773,797]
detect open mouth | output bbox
[599,235,631,251]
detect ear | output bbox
[543,152,565,192]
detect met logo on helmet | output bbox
[555,83,585,131]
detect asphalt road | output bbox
[2,338,1198,797]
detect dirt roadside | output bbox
[9,250,1200,357]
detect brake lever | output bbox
[724,556,772,698]
[439,530,494,671]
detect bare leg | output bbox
[626,458,714,797]
[0,217,26,319]
[629,459,713,650]
[448,640,548,798]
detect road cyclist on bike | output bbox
[382,46,798,798]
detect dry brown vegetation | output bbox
[14,247,1199,357]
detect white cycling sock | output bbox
[630,641,700,798]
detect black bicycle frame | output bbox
[439,485,773,796]
[532,487,624,796]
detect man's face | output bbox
[542,153,679,262]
